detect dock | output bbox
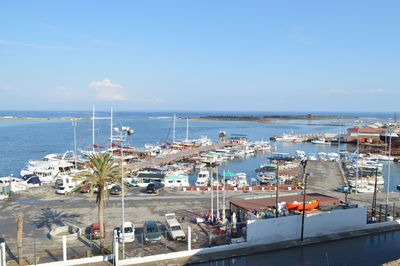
[126,142,231,171]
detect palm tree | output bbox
[76,152,122,253]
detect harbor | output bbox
[1,111,400,266]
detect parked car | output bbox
[56,185,74,195]
[80,183,91,193]
[118,221,135,243]
[90,223,106,239]
[165,213,185,240]
[110,184,122,195]
[143,221,162,244]
[146,182,165,194]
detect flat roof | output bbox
[230,193,341,212]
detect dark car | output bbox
[146,182,165,194]
[143,221,162,244]
[110,184,122,195]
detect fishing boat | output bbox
[255,163,277,173]
[311,138,330,145]
[267,152,296,161]
[285,200,319,211]
[274,133,306,143]
[163,171,189,188]
[257,173,276,184]
[236,172,248,186]
[195,170,210,186]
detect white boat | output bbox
[0,177,27,192]
[296,150,306,159]
[275,133,306,143]
[311,138,331,145]
[131,170,165,187]
[376,154,395,161]
[163,172,189,188]
[195,170,209,186]
[356,185,375,193]
[20,159,75,183]
[236,172,248,186]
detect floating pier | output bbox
[126,142,232,171]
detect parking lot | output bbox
[0,184,272,263]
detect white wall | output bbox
[247,207,367,245]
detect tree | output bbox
[75,152,122,253]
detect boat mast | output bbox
[110,107,113,150]
[186,117,189,142]
[338,120,341,153]
[72,119,77,168]
[172,114,176,143]
[92,105,95,153]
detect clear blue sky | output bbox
[0,1,399,112]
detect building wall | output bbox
[247,207,367,245]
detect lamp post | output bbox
[354,120,362,194]
[113,126,134,260]
[385,125,394,208]
[300,159,308,241]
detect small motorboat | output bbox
[286,200,319,211]
[397,184,400,191]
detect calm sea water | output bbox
[197,230,400,266]
[0,110,399,191]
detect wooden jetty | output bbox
[126,142,231,172]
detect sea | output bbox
[1,110,400,265]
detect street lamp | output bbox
[385,124,395,209]
[300,159,308,241]
[354,120,362,194]
[113,126,134,260]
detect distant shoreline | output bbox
[189,115,362,123]
[0,117,90,120]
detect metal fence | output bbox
[367,203,398,223]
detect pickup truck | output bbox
[165,213,186,241]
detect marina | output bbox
[1,111,400,266]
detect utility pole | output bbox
[372,167,378,221]
[210,169,214,222]
[355,121,361,194]
[385,125,393,213]
[300,160,308,241]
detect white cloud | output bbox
[0,40,72,50]
[89,78,127,101]
[328,88,386,95]
[90,78,122,89]
[287,34,310,45]
[131,98,163,103]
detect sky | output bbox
[0,0,400,112]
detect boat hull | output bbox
[286,200,319,211]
